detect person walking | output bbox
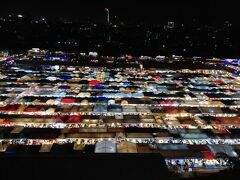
[183,161,189,172]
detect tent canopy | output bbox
[117,141,137,153]
[58,85,70,89]
[207,144,238,157]
[202,151,215,160]
[95,141,116,153]
[158,144,188,150]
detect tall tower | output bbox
[104,8,110,25]
[104,8,111,42]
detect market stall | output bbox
[117,141,137,153]
[95,140,116,153]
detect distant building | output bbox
[28,48,48,58]
[164,21,175,30]
[104,8,110,25]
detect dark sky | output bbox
[0,0,239,23]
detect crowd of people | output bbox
[166,158,228,173]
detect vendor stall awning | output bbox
[95,141,116,153]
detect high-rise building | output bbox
[104,8,110,25]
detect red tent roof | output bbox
[214,79,222,84]
[202,151,215,160]
[61,98,76,103]
[3,118,11,124]
[56,115,69,123]
[89,80,100,85]
[66,115,82,123]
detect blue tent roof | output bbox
[108,105,121,109]
[60,76,72,80]
[58,85,70,89]
[123,82,130,87]
[96,97,108,101]
[95,85,104,89]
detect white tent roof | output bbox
[46,76,58,81]
[95,141,116,153]
[207,144,238,157]
[117,141,137,153]
[39,144,53,153]
[158,143,188,150]
[0,142,7,152]
[180,133,208,139]
[199,107,223,114]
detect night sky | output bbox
[0,0,239,23]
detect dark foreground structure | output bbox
[0,153,169,180]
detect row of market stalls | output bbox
[1,139,238,157]
[0,103,238,117]
[1,88,239,103]
[1,65,240,97]
[1,115,240,130]
[1,139,239,172]
[0,140,138,153]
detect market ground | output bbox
[0,153,169,180]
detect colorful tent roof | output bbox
[202,151,215,160]
[66,115,81,123]
[58,85,70,89]
[61,98,75,103]
[89,80,100,85]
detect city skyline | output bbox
[0,0,239,24]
